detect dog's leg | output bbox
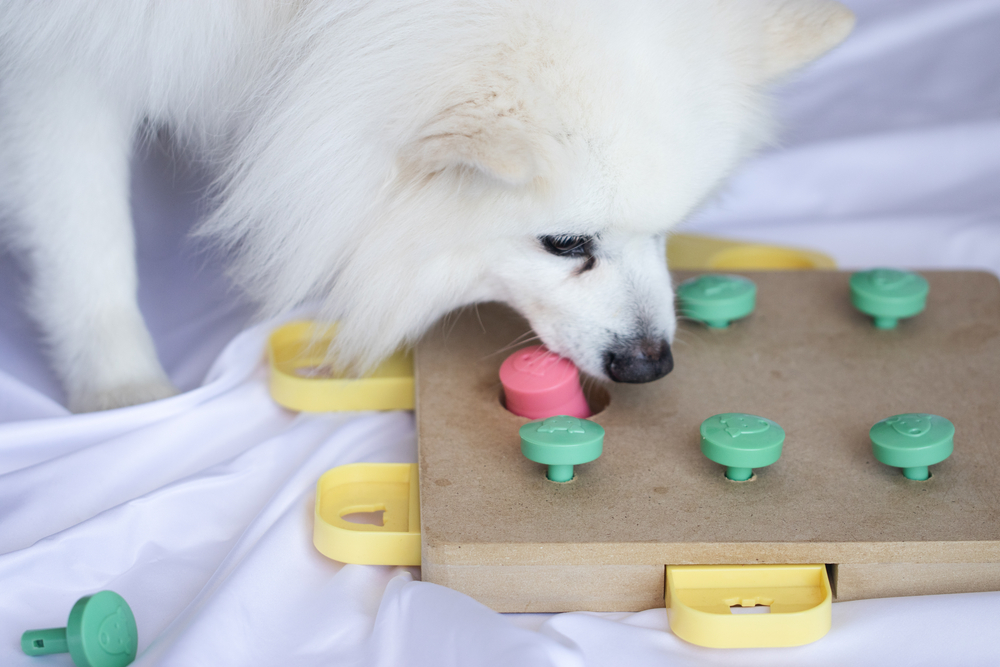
[0,76,178,411]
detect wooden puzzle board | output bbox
[415,271,1000,612]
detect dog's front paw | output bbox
[69,378,180,413]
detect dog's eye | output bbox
[540,235,594,258]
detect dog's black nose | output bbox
[604,337,673,383]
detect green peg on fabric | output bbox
[21,591,137,667]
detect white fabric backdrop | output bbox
[3,1,999,664]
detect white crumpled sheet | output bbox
[2,1,999,664]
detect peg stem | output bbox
[547,464,574,482]
[902,466,930,481]
[725,466,753,482]
[21,628,68,656]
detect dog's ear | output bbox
[404,104,545,186]
[755,0,855,82]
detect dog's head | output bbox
[208,0,853,380]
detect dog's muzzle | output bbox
[603,336,674,383]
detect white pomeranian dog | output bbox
[0,1,852,412]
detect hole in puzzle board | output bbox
[581,381,610,416]
[498,382,610,418]
[341,510,385,526]
[730,605,771,615]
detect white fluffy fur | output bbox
[0,0,853,411]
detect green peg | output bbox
[676,274,756,329]
[870,413,954,480]
[700,413,785,481]
[21,591,137,667]
[850,268,929,329]
[520,415,604,482]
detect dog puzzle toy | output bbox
[870,413,954,480]
[850,268,929,329]
[676,274,757,329]
[411,271,1000,616]
[21,591,137,667]
[700,413,785,481]
[500,345,590,419]
[520,415,604,482]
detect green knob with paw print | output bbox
[870,413,954,480]
[520,415,604,482]
[850,268,929,329]
[677,274,756,329]
[700,413,785,481]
